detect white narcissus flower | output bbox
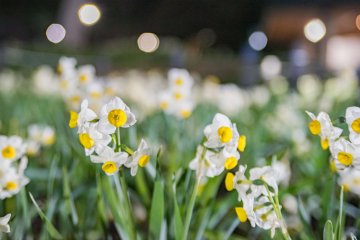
[57,56,77,77]
[235,193,256,226]
[0,156,29,199]
[98,97,136,134]
[204,113,239,149]
[77,65,95,86]
[25,140,41,156]
[330,138,360,170]
[125,139,151,176]
[338,168,360,196]
[0,135,26,162]
[189,145,223,178]
[28,124,56,146]
[208,146,240,171]
[174,100,194,119]
[63,89,83,112]
[90,146,128,176]
[249,166,278,197]
[168,68,194,91]
[40,126,56,146]
[345,106,360,145]
[271,158,291,187]
[86,81,104,101]
[236,193,281,238]
[253,196,281,238]
[232,165,251,199]
[0,214,11,233]
[69,99,97,132]
[78,123,111,156]
[306,111,342,150]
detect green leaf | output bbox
[62,167,78,225]
[28,192,63,240]
[100,175,128,239]
[323,220,334,240]
[173,188,183,240]
[149,179,165,239]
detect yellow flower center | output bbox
[69,111,78,128]
[235,207,247,223]
[60,79,68,89]
[105,87,114,96]
[5,181,17,191]
[224,157,238,170]
[261,214,268,221]
[353,177,360,185]
[57,64,62,74]
[27,148,38,156]
[180,110,191,119]
[160,101,168,110]
[321,138,329,150]
[102,161,117,174]
[174,92,183,100]
[70,95,81,105]
[175,78,183,86]
[79,74,88,83]
[218,126,233,143]
[225,172,234,191]
[2,146,16,159]
[337,152,353,166]
[138,155,150,167]
[90,91,101,99]
[342,183,350,192]
[79,133,94,149]
[238,135,246,152]
[308,120,321,135]
[351,118,360,133]
[108,109,127,127]
[44,135,55,146]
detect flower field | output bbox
[0,57,359,239]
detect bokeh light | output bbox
[78,4,101,26]
[290,49,309,67]
[356,15,360,31]
[137,33,160,53]
[304,19,326,43]
[260,55,282,80]
[248,31,267,51]
[45,23,66,44]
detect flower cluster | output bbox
[69,97,151,176]
[307,107,360,171]
[0,136,29,199]
[56,57,116,112]
[25,124,56,156]
[189,113,246,178]
[307,107,360,197]
[159,69,194,119]
[225,165,286,238]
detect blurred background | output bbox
[2,0,360,84]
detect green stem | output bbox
[182,176,200,240]
[338,186,344,240]
[263,183,291,240]
[119,168,137,240]
[114,128,136,240]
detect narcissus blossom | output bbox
[125,139,151,176]
[346,106,360,145]
[90,146,128,175]
[98,97,136,134]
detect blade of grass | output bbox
[28,192,63,240]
